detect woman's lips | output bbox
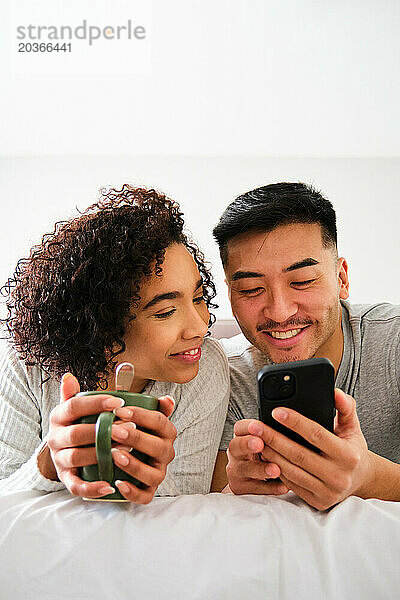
[260,325,310,348]
[169,347,202,363]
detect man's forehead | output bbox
[225,223,327,272]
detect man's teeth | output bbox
[268,329,302,339]
[179,349,199,355]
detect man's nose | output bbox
[262,291,298,325]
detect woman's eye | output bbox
[292,279,316,287]
[154,309,176,319]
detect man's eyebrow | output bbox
[143,279,203,311]
[283,258,319,272]
[231,271,264,282]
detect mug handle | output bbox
[95,412,116,483]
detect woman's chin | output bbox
[168,363,200,384]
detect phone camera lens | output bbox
[263,375,279,398]
[278,377,295,398]
[262,373,295,399]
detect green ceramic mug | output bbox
[77,390,159,502]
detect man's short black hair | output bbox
[213,182,337,267]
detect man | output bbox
[211,182,400,509]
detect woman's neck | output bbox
[105,375,150,394]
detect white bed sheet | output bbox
[0,489,399,600]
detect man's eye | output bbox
[240,287,263,295]
[154,309,176,319]
[292,279,316,287]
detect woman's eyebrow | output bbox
[143,292,179,311]
[143,279,203,311]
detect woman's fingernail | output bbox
[159,395,175,408]
[62,372,75,382]
[115,480,130,495]
[272,408,287,421]
[99,485,115,495]
[104,397,125,409]
[113,407,134,419]
[111,449,129,466]
[124,422,137,431]
[112,425,129,440]
[165,395,175,408]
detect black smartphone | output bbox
[257,357,335,452]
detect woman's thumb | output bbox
[60,372,80,402]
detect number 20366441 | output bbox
[18,43,72,53]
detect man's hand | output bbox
[228,388,375,510]
[226,426,289,497]
[47,373,177,504]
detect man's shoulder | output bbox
[343,300,400,325]
[219,333,256,359]
[219,333,268,375]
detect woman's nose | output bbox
[181,306,209,340]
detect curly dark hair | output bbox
[0,185,217,390]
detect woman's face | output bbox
[115,243,210,392]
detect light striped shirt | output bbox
[0,336,229,496]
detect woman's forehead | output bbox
[140,244,200,297]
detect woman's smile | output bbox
[169,346,202,362]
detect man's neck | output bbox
[315,308,344,376]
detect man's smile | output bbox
[267,328,302,339]
[260,325,311,348]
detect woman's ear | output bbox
[337,257,350,300]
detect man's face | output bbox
[224,223,349,364]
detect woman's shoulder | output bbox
[200,336,229,370]
[150,337,229,403]
[0,332,25,375]
[0,332,53,401]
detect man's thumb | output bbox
[60,372,80,402]
[334,388,359,436]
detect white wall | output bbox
[1,1,399,317]
[1,156,399,319]
[1,0,400,156]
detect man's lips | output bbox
[259,325,311,348]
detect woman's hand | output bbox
[111,399,177,503]
[46,373,177,503]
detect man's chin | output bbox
[269,352,308,364]
[257,340,313,364]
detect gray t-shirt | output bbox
[0,336,229,496]
[219,301,400,463]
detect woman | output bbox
[0,185,229,503]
